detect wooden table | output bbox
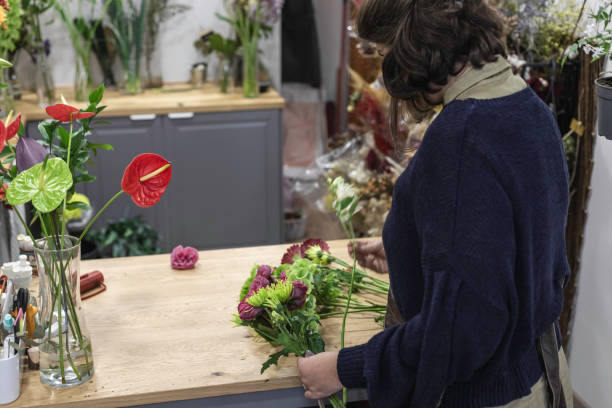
[7,240,386,407]
[14,83,285,123]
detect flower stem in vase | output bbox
[242,40,259,98]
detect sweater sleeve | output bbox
[337,123,516,407]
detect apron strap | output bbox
[536,323,567,408]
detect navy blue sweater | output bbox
[337,87,571,407]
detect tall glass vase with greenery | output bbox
[143,0,189,88]
[0,85,173,387]
[55,0,112,101]
[107,0,147,95]
[218,0,283,98]
[16,0,55,106]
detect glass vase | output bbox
[35,55,55,107]
[217,53,235,94]
[74,59,91,102]
[34,236,94,387]
[122,54,142,95]
[1,68,16,113]
[242,39,259,98]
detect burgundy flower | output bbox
[300,239,330,257]
[238,300,262,321]
[289,281,308,310]
[46,104,95,122]
[170,245,199,270]
[281,244,302,265]
[256,265,273,280]
[278,270,287,282]
[15,135,47,172]
[248,275,270,296]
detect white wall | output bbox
[25,0,281,91]
[313,0,342,101]
[569,137,612,407]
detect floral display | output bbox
[234,237,389,408]
[170,245,199,270]
[0,85,172,386]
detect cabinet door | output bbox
[161,110,282,250]
[77,116,171,249]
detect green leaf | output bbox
[74,173,96,183]
[66,201,90,211]
[261,349,287,374]
[339,196,353,210]
[6,158,73,213]
[89,83,105,104]
[87,142,114,151]
[57,126,70,148]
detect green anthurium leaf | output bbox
[6,158,73,213]
[89,83,104,104]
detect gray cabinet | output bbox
[26,109,283,251]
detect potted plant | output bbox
[209,33,238,93]
[106,0,147,94]
[566,3,612,139]
[88,214,161,258]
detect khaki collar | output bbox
[443,56,513,105]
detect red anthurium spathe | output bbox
[0,112,21,151]
[4,112,21,140]
[121,153,172,208]
[46,104,95,122]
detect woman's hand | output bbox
[348,240,388,274]
[297,352,344,400]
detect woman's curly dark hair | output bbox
[357,0,507,143]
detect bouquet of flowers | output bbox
[235,179,391,406]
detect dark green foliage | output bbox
[89,214,161,258]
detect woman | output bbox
[297,0,574,406]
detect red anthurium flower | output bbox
[0,112,22,152]
[0,123,5,153]
[46,104,95,122]
[121,153,172,208]
[4,113,20,140]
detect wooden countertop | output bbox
[14,83,285,123]
[7,240,386,408]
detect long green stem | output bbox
[339,222,358,405]
[78,190,124,242]
[60,120,73,250]
[320,308,386,319]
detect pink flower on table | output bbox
[289,281,308,310]
[170,245,199,270]
[238,300,262,321]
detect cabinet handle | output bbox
[130,114,157,121]
[168,112,195,120]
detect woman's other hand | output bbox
[348,240,388,274]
